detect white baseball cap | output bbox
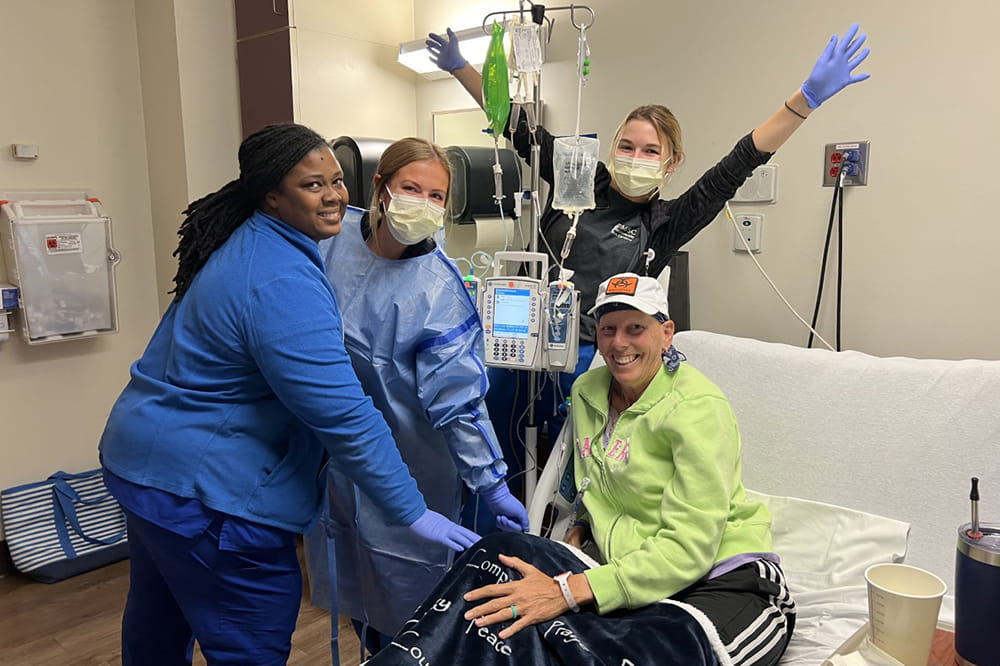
[589,272,670,320]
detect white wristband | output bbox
[553,571,580,613]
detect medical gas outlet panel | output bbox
[824,141,870,187]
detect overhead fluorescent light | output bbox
[398,26,494,80]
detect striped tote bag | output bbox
[1,469,128,583]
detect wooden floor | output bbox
[0,552,363,666]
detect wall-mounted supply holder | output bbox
[0,191,122,345]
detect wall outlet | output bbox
[733,164,778,203]
[732,213,763,253]
[824,140,870,187]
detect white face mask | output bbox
[384,191,446,245]
[610,155,671,198]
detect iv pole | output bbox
[480,2,595,508]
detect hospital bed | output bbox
[527,329,1000,664]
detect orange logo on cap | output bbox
[605,276,638,296]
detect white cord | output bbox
[724,201,836,352]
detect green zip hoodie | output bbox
[572,362,772,613]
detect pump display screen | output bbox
[492,288,531,338]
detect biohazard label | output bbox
[45,233,83,254]
[606,275,638,295]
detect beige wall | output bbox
[293,0,418,141]
[415,0,1000,361]
[136,0,243,312]
[0,0,418,517]
[0,1,162,507]
[0,0,241,536]
[135,0,188,313]
[2,0,996,529]
[175,1,243,230]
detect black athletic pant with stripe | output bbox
[676,559,796,666]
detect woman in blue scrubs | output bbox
[99,124,478,666]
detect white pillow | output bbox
[747,490,910,591]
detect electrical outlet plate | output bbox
[824,140,870,187]
[732,164,778,203]
[732,213,763,253]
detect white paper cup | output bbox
[864,563,946,665]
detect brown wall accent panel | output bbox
[236,29,294,138]
[234,0,289,40]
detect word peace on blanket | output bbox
[1,469,128,583]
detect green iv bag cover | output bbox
[482,21,510,138]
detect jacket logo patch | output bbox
[610,223,639,243]
[579,437,593,459]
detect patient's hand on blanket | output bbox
[462,553,595,639]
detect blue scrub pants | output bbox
[121,510,302,666]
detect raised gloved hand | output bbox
[480,481,530,533]
[425,28,469,73]
[801,23,871,108]
[408,509,479,551]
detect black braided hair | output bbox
[170,123,328,300]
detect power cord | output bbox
[724,201,836,352]
[807,167,846,350]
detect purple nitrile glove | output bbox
[408,509,479,551]
[480,481,530,533]
[425,28,469,73]
[801,23,872,109]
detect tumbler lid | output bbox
[958,523,1000,566]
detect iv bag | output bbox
[482,22,511,138]
[552,136,599,213]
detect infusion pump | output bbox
[481,252,580,373]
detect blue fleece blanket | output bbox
[366,532,722,665]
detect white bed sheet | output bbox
[746,490,954,664]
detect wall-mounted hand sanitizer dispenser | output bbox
[0,195,121,345]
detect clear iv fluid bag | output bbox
[552,136,599,213]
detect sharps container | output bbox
[955,517,1000,665]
